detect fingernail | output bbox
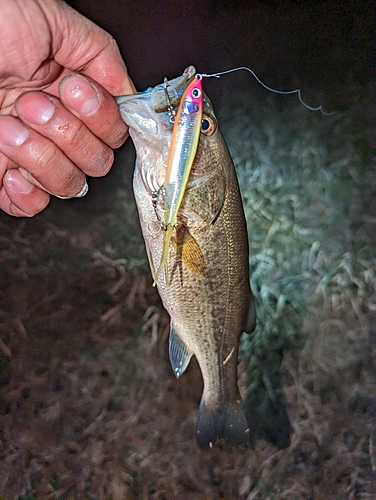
[0,116,30,147]
[5,169,34,194]
[76,182,89,198]
[16,92,55,125]
[56,181,89,199]
[59,74,99,115]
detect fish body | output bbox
[117,66,256,449]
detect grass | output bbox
[219,87,374,461]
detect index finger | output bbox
[58,73,129,149]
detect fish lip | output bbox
[116,65,196,113]
[117,66,197,145]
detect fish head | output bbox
[117,66,227,195]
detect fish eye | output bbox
[201,114,216,136]
[191,88,201,99]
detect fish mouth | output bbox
[116,65,196,114]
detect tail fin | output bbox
[195,399,252,450]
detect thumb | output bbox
[44,0,136,96]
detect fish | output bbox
[117,66,256,449]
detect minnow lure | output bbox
[153,75,204,286]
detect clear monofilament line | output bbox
[197,67,334,116]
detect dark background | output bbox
[67,0,372,91]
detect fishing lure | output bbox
[153,74,204,286]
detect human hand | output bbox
[0,0,135,217]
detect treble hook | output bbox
[163,77,176,123]
[152,187,165,229]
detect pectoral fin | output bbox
[174,225,206,278]
[169,324,193,378]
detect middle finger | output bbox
[15,91,114,178]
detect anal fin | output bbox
[169,324,193,378]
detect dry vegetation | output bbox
[0,81,374,499]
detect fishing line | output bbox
[197,67,334,116]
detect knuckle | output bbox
[58,120,113,176]
[33,141,58,173]
[87,102,128,148]
[31,193,50,214]
[89,147,114,177]
[99,122,128,149]
[109,128,128,149]
[64,168,83,194]
[31,142,81,196]
[0,151,18,174]
[61,119,90,153]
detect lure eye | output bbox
[201,114,216,136]
[191,88,201,99]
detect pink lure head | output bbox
[181,76,203,115]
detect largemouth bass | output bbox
[117,66,256,449]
